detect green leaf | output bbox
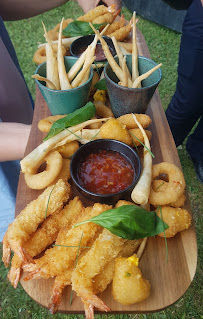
[43,102,96,141]
[63,21,104,37]
[94,78,107,90]
[73,205,169,240]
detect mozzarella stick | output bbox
[132,63,162,88]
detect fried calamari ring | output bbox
[38,114,66,132]
[149,162,186,206]
[152,180,186,207]
[24,151,63,190]
[156,206,191,238]
[33,43,66,64]
[117,114,152,129]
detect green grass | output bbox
[1,2,202,318]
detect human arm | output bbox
[77,0,122,13]
[0,0,69,21]
[0,123,31,161]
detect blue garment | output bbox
[0,17,34,241]
[165,0,203,160]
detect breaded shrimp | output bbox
[77,5,115,22]
[93,238,142,294]
[7,197,83,288]
[48,233,100,314]
[108,22,132,42]
[23,203,111,280]
[71,229,127,312]
[92,9,120,24]
[105,14,125,35]
[3,179,70,265]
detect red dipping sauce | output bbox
[77,150,134,195]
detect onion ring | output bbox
[50,158,71,185]
[152,180,186,207]
[149,162,186,206]
[33,43,66,64]
[24,151,63,189]
[38,115,66,132]
[156,206,191,238]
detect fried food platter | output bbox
[14,27,197,314]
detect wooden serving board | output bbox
[16,30,197,314]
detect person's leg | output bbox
[165,0,203,181]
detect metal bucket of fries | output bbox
[104,55,162,118]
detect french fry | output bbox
[121,56,128,87]
[132,63,162,89]
[57,18,71,90]
[90,23,133,87]
[80,46,92,85]
[105,14,125,35]
[31,75,57,90]
[38,37,80,49]
[131,114,152,205]
[42,23,60,90]
[132,12,140,87]
[67,50,87,82]
[71,56,96,88]
[111,36,132,84]
[118,41,133,53]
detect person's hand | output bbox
[77,0,122,14]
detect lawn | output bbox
[1,1,202,318]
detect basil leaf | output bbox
[94,78,107,90]
[73,205,169,240]
[43,102,96,141]
[63,21,104,37]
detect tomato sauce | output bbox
[78,150,134,194]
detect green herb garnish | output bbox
[94,78,107,90]
[129,130,155,158]
[155,181,164,190]
[63,21,104,37]
[70,232,84,305]
[45,185,56,219]
[157,205,168,263]
[43,102,96,141]
[73,205,169,240]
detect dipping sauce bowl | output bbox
[70,139,141,204]
[70,35,116,62]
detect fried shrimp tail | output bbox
[5,179,69,263]
[2,233,11,267]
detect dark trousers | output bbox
[165,0,203,160]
